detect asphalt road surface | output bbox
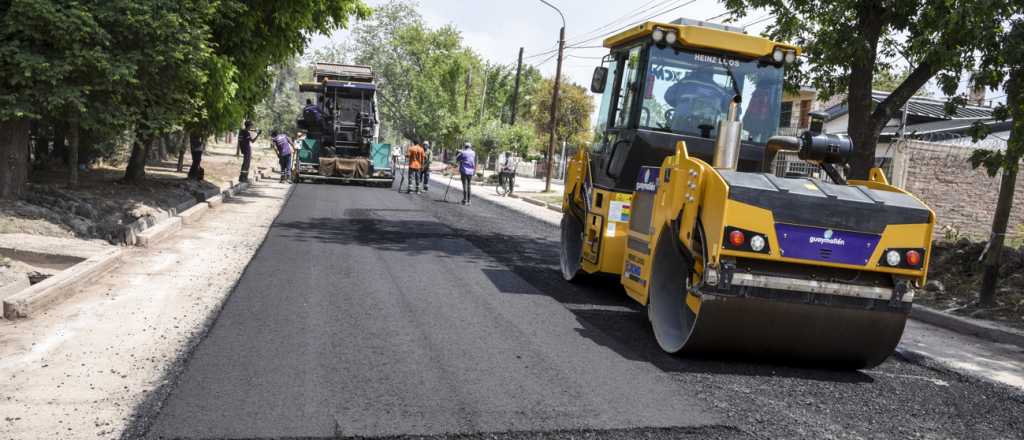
[136,182,1024,440]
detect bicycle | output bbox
[495,169,516,196]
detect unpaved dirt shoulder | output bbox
[0,182,290,440]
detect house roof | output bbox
[824,91,995,122]
[879,117,1013,145]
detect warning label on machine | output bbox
[609,201,632,223]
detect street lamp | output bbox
[538,0,565,193]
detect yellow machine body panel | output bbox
[603,21,800,58]
[580,188,632,275]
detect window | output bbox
[639,46,785,143]
[593,58,616,152]
[780,102,793,128]
[799,99,812,128]
[612,46,643,128]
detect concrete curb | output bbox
[178,203,209,226]
[137,180,252,248]
[1,180,261,319]
[3,248,123,319]
[206,194,224,208]
[910,304,1024,350]
[136,217,183,248]
[508,193,564,213]
[0,275,31,305]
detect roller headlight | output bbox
[652,28,665,43]
[784,50,796,64]
[750,235,766,252]
[886,250,902,267]
[772,48,785,63]
[664,30,678,45]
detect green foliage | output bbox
[527,78,594,151]
[0,0,136,133]
[325,0,550,153]
[967,18,1023,176]
[198,0,371,134]
[465,119,538,160]
[724,0,1021,177]
[254,59,310,134]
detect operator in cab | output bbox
[663,64,732,138]
[302,99,324,132]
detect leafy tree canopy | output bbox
[724,0,1021,178]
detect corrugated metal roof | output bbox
[879,117,1013,145]
[823,91,995,122]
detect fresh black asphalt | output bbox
[139,181,1024,440]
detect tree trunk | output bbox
[124,133,150,183]
[978,68,1022,306]
[0,119,31,200]
[174,130,187,172]
[52,121,67,164]
[846,65,883,180]
[34,124,50,164]
[68,120,80,189]
[979,167,1017,306]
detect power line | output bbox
[705,11,732,22]
[560,0,666,45]
[564,0,698,49]
[740,14,775,29]
[563,0,679,47]
[524,0,694,59]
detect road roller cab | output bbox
[560,19,936,368]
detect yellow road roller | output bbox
[561,18,935,368]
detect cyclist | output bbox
[497,150,518,195]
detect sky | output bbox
[308,0,1006,107]
[309,0,766,89]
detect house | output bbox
[775,90,1021,238]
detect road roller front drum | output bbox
[646,227,911,368]
[560,213,585,282]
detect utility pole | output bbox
[545,26,565,193]
[510,47,524,125]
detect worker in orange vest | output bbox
[406,141,426,194]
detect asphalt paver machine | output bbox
[296,63,393,185]
[561,19,935,368]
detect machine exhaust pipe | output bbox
[712,98,743,170]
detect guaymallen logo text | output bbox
[809,229,845,246]
[636,169,658,192]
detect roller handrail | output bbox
[762,135,801,173]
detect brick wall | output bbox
[901,141,1024,239]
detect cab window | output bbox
[612,46,642,129]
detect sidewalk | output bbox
[430,173,1024,394]
[0,181,290,439]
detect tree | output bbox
[0,0,137,193]
[964,18,1024,306]
[724,0,1020,179]
[119,0,221,183]
[346,1,477,143]
[123,0,370,182]
[254,59,310,134]
[528,78,594,156]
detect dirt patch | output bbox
[0,141,276,244]
[916,239,1024,330]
